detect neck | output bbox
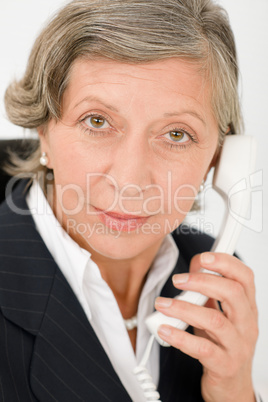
[88,240,163,319]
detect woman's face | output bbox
[40,58,219,260]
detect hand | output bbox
[155,252,258,402]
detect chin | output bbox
[84,230,164,261]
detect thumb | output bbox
[189,253,202,274]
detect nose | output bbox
[106,133,153,196]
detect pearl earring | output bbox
[40,152,48,166]
[199,179,205,193]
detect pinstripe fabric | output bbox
[0,180,213,401]
[0,181,131,402]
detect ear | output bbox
[203,146,221,182]
[203,127,231,182]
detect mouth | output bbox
[93,207,149,232]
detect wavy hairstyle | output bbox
[4,0,242,179]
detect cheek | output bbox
[50,135,103,185]
[50,140,115,215]
[171,183,198,216]
[155,149,216,227]
[160,162,204,210]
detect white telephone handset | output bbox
[145,135,257,346]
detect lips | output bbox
[94,208,147,220]
[93,207,149,232]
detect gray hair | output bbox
[4,0,242,178]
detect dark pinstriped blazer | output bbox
[0,180,214,402]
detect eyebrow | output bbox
[74,96,206,126]
[163,111,206,126]
[74,96,119,113]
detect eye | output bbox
[84,115,110,129]
[164,129,190,143]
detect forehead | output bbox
[62,58,213,121]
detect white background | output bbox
[0,0,267,398]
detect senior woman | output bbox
[0,0,259,401]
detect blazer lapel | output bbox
[30,266,131,402]
[0,180,131,402]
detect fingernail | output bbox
[201,253,215,264]
[158,325,172,337]
[172,273,189,285]
[155,297,172,308]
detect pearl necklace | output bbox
[124,315,138,330]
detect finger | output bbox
[201,252,257,312]
[155,297,238,349]
[189,255,223,310]
[190,252,257,314]
[172,272,253,331]
[157,324,228,375]
[188,253,202,274]
[205,298,221,311]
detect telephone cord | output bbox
[133,334,162,401]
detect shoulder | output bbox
[0,179,37,251]
[0,178,32,219]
